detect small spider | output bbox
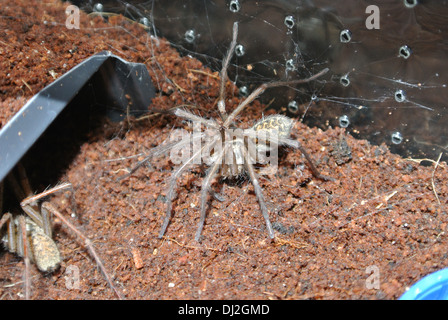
[120,22,331,241]
[0,164,123,299]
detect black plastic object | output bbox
[0,51,155,183]
[71,0,447,162]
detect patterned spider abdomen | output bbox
[28,218,61,273]
[2,216,61,273]
[252,114,294,138]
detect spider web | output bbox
[70,0,448,162]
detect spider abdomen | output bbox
[251,114,294,139]
[2,216,61,272]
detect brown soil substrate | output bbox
[1,0,447,300]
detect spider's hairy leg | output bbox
[0,181,7,246]
[241,145,275,239]
[6,172,45,231]
[4,163,29,203]
[296,144,335,181]
[174,108,219,129]
[195,144,226,242]
[20,182,73,237]
[276,136,334,181]
[218,21,239,119]
[41,202,124,300]
[0,180,19,254]
[0,211,10,230]
[158,135,217,238]
[6,172,27,209]
[245,130,334,181]
[1,211,32,299]
[18,216,31,300]
[16,162,33,198]
[0,212,15,252]
[0,179,3,212]
[223,67,329,128]
[117,137,194,181]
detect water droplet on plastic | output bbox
[284,15,296,29]
[340,29,352,43]
[139,17,150,27]
[239,86,248,97]
[339,115,350,128]
[391,131,403,145]
[285,59,296,72]
[287,101,299,114]
[340,74,350,87]
[404,0,418,9]
[399,45,412,59]
[184,29,196,44]
[229,0,241,13]
[394,90,406,102]
[235,44,245,57]
[93,3,103,12]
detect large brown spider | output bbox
[120,22,331,241]
[0,164,123,299]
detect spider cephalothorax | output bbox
[120,22,331,241]
[217,114,294,178]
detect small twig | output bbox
[104,153,145,163]
[21,79,33,94]
[404,157,445,168]
[274,236,308,249]
[161,236,221,252]
[170,78,186,92]
[87,12,151,31]
[375,190,398,209]
[187,69,220,80]
[135,105,196,121]
[2,275,39,288]
[431,152,443,206]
